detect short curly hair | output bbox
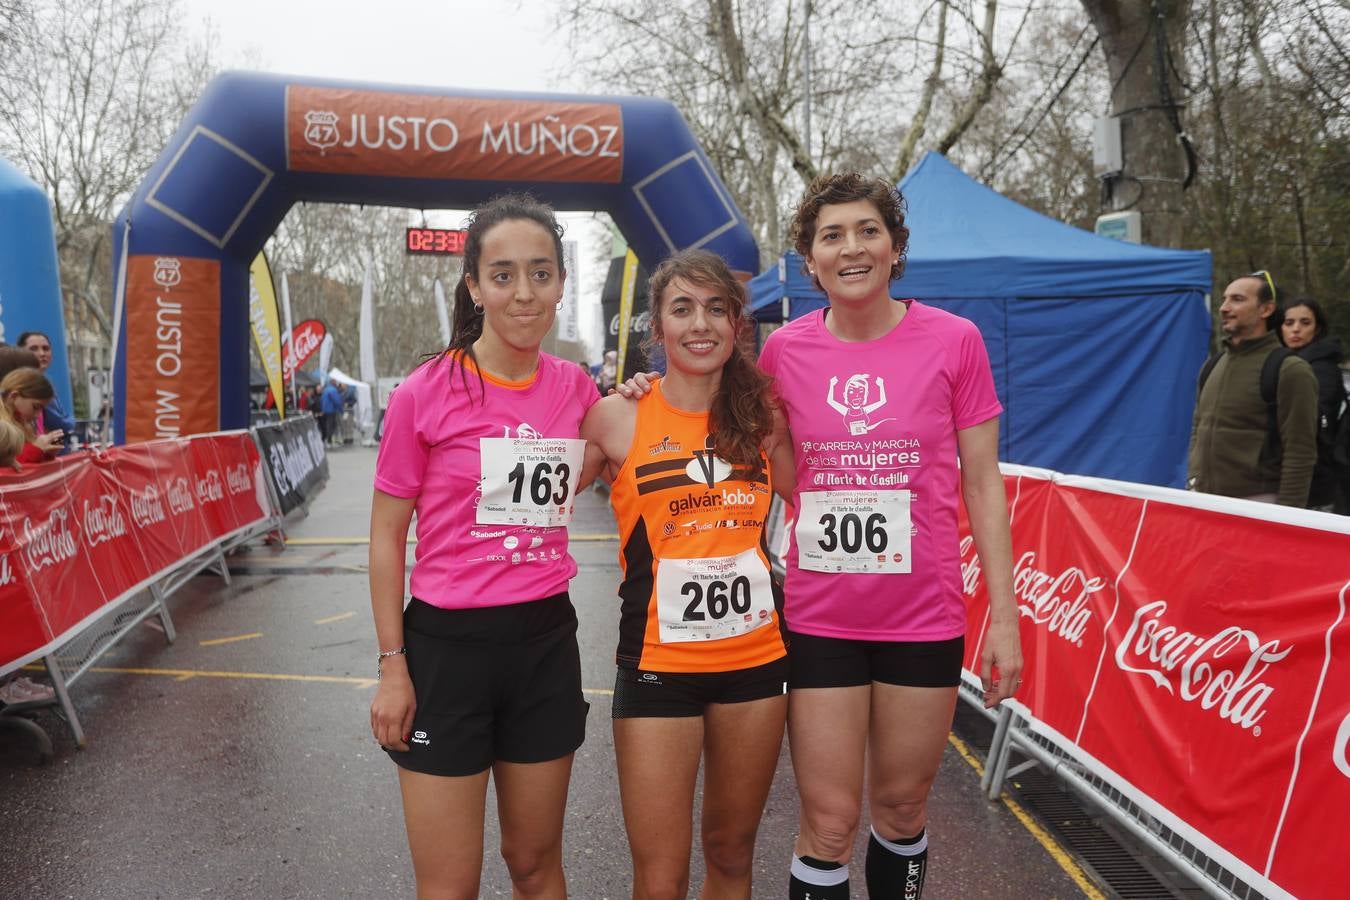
[789,173,910,291]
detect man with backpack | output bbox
[1188,271,1319,507]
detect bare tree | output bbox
[560,0,1033,262]
[0,0,217,411]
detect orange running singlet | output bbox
[608,383,788,673]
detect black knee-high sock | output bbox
[865,826,927,899]
[790,854,850,900]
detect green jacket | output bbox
[1188,331,1319,506]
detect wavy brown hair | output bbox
[789,172,910,291]
[646,249,774,476]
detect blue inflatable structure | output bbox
[112,72,759,442]
[0,156,73,416]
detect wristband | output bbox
[376,646,406,680]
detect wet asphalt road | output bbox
[0,447,1086,899]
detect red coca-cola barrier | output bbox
[0,432,273,677]
[959,467,1350,900]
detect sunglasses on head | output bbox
[1248,270,1277,304]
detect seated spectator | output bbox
[0,368,63,465]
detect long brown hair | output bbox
[427,193,566,401]
[646,249,774,475]
[0,367,54,440]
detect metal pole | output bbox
[803,0,813,162]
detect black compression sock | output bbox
[790,854,850,900]
[865,827,927,899]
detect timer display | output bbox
[406,227,468,256]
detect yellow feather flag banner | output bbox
[248,252,285,417]
[615,249,640,384]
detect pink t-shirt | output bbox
[759,301,1002,641]
[374,352,599,609]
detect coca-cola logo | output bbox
[1013,551,1100,647]
[196,470,224,504]
[1115,600,1291,734]
[226,463,251,495]
[284,319,326,379]
[958,535,983,596]
[608,309,651,337]
[167,477,195,515]
[22,509,78,571]
[82,493,128,547]
[130,485,167,527]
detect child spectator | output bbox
[0,367,63,465]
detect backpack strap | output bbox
[1260,347,1292,451]
[1196,352,1222,398]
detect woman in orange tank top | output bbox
[581,249,795,899]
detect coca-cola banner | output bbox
[0,432,272,676]
[251,416,328,516]
[958,467,1350,900]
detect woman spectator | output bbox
[17,332,74,451]
[1281,297,1347,511]
[581,249,792,898]
[0,367,63,465]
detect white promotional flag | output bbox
[434,278,451,346]
[318,333,333,386]
[359,254,378,391]
[557,240,580,343]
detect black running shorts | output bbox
[611,657,790,718]
[385,593,589,777]
[787,631,963,689]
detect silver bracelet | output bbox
[376,646,406,680]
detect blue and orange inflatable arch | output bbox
[113,72,758,442]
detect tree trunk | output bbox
[1080,0,1191,248]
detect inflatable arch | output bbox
[112,72,759,442]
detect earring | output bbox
[472,300,484,314]
[556,300,563,311]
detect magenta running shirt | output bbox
[374,352,599,609]
[759,301,1002,641]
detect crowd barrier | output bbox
[954,465,1350,900]
[0,419,328,747]
[765,468,1349,899]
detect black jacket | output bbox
[1294,337,1347,508]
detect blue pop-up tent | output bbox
[749,152,1213,487]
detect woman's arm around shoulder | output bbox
[579,393,638,490]
[957,417,1022,708]
[765,405,796,502]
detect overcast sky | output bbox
[179,0,613,358]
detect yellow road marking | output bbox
[948,733,1106,899]
[284,534,618,546]
[198,632,264,647]
[67,663,616,698]
[314,611,356,625]
[76,665,378,688]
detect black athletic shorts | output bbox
[788,630,963,689]
[611,657,790,718]
[385,593,589,777]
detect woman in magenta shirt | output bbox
[761,174,1022,899]
[369,194,598,899]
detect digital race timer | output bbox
[406,227,468,256]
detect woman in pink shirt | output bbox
[368,194,599,899]
[760,174,1022,899]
